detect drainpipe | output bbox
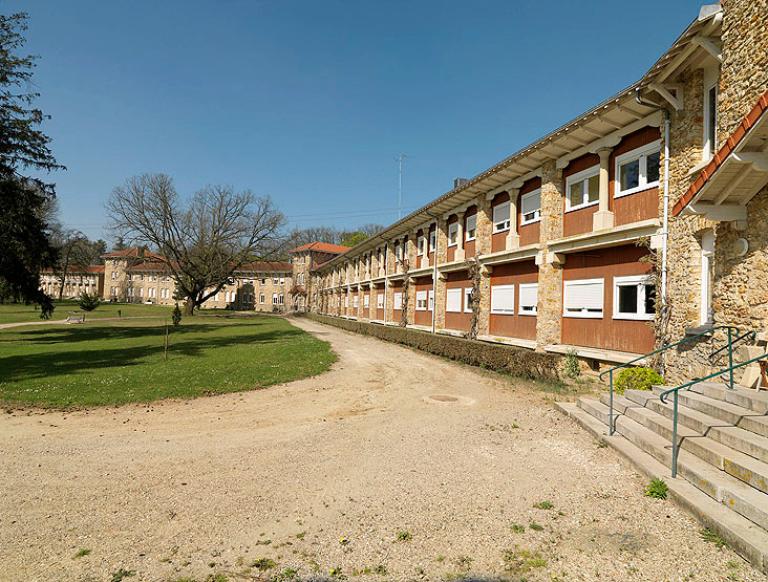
[427,212,439,334]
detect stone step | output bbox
[740,415,768,439]
[577,397,610,425]
[597,392,640,414]
[691,382,768,414]
[622,405,768,495]
[639,391,728,435]
[557,401,768,573]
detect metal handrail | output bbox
[659,350,768,477]
[599,325,741,436]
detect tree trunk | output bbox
[184,297,195,316]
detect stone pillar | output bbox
[385,281,395,323]
[506,188,521,250]
[477,265,492,337]
[455,212,466,261]
[592,148,615,231]
[406,277,416,325]
[406,234,417,271]
[536,160,565,347]
[476,197,493,255]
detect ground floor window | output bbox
[613,275,655,320]
[519,283,538,315]
[446,288,462,313]
[563,278,604,318]
[364,295,370,308]
[490,284,515,314]
[464,288,473,313]
[416,290,428,311]
[394,292,403,310]
[376,293,384,309]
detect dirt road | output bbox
[0,318,762,581]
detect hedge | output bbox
[301,313,560,382]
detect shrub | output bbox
[564,349,580,378]
[78,292,100,312]
[172,303,182,327]
[615,366,664,394]
[303,313,560,382]
[645,477,668,500]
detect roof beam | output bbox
[617,104,646,120]
[649,83,684,111]
[686,202,747,222]
[713,166,752,205]
[733,152,768,173]
[692,35,722,63]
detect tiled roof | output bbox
[102,247,165,261]
[237,261,292,272]
[125,261,171,273]
[289,241,350,255]
[674,89,768,216]
[41,265,105,275]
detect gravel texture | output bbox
[1,317,765,582]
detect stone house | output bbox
[39,265,105,300]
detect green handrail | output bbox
[659,350,768,478]
[598,325,742,436]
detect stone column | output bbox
[477,264,491,337]
[434,218,448,331]
[406,277,416,325]
[455,211,466,261]
[369,284,377,320]
[506,188,521,250]
[476,197,493,255]
[536,159,565,348]
[592,148,615,231]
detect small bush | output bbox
[251,558,276,570]
[172,303,182,327]
[615,366,664,395]
[645,477,669,499]
[78,292,100,312]
[303,313,560,382]
[395,530,412,542]
[533,500,554,510]
[564,349,580,378]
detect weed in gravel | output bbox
[295,532,306,540]
[255,539,273,546]
[533,500,554,510]
[373,564,387,575]
[73,548,91,559]
[502,548,547,574]
[435,555,446,563]
[645,478,669,500]
[700,528,728,548]
[204,575,228,582]
[328,565,344,579]
[528,521,544,531]
[596,440,608,448]
[110,569,136,582]
[510,523,525,534]
[455,556,473,570]
[395,530,412,542]
[252,558,277,571]
[339,536,350,546]
[271,568,299,581]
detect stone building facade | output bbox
[40,266,105,300]
[295,1,768,384]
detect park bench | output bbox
[66,312,86,324]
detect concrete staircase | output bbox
[558,380,768,573]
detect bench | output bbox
[66,312,86,324]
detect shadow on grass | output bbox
[0,322,307,383]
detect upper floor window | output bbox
[428,230,436,253]
[395,242,402,262]
[447,222,458,246]
[704,80,718,160]
[492,202,511,232]
[520,189,541,225]
[565,165,599,211]
[616,141,661,197]
[417,235,426,256]
[465,214,477,241]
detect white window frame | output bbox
[519,283,538,316]
[463,287,473,313]
[416,290,428,311]
[565,164,600,212]
[613,275,655,321]
[393,291,403,311]
[492,201,511,232]
[520,189,542,225]
[376,293,384,309]
[428,289,434,311]
[446,288,462,313]
[428,230,436,253]
[465,214,477,241]
[563,278,604,319]
[363,294,370,308]
[700,230,714,325]
[615,140,661,198]
[703,67,718,161]
[417,235,426,256]
[490,284,515,315]
[447,222,458,247]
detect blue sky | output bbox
[5,0,704,242]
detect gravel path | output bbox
[1,317,764,582]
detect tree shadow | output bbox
[0,322,306,383]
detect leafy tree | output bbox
[78,291,100,312]
[171,303,182,327]
[108,173,285,315]
[112,236,128,252]
[0,12,64,318]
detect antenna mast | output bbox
[397,153,407,219]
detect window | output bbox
[278,294,284,305]
[446,288,462,313]
[490,284,515,314]
[416,290,428,311]
[564,279,604,318]
[111,271,116,280]
[565,165,600,211]
[464,287,473,313]
[700,230,714,324]
[465,214,477,241]
[280,277,285,285]
[616,141,661,197]
[259,293,265,304]
[429,230,436,253]
[363,295,370,308]
[704,81,718,160]
[344,295,349,308]
[613,275,656,321]
[519,283,538,315]
[353,295,359,308]
[493,202,511,232]
[428,289,434,311]
[417,235,426,256]
[520,189,541,224]
[394,292,403,310]
[395,243,403,262]
[273,277,279,284]
[376,293,384,309]
[448,222,458,246]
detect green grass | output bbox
[0,300,173,324]
[0,315,336,407]
[645,477,669,500]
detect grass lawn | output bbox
[0,315,336,407]
[0,300,173,325]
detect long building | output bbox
[291,0,768,384]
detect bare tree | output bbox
[50,228,101,300]
[107,174,285,314]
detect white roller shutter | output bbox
[446,288,462,313]
[491,284,515,314]
[564,279,604,318]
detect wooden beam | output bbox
[692,35,722,63]
[687,202,747,222]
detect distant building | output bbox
[39,265,105,299]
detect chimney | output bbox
[453,178,469,189]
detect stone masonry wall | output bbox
[535,160,564,347]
